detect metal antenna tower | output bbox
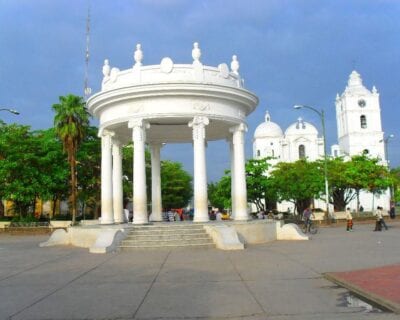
[84,4,92,100]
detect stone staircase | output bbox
[119,223,215,249]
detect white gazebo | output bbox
[87,43,259,225]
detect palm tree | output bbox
[52,95,90,225]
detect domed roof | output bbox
[285,117,318,136]
[254,111,283,139]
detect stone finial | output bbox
[102,59,110,77]
[231,55,239,75]
[192,42,201,63]
[265,110,271,122]
[372,85,378,94]
[336,93,340,100]
[296,117,305,129]
[348,70,362,87]
[134,43,143,66]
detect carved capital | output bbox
[128,119,150,142]
[230,123,247,145]
[229,123,247,134]
[188,116,209,141]
[99,129,115,150]
[98,128,115,138]
[149,142,164,150]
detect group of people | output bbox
[164,209,185,222]
[345,205,395,232]
[302,204,396,233]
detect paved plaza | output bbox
[1,221,399,320]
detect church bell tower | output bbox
[335,70,385,161]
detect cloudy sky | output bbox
[1,0,399,181]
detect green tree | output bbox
[161,160,192,209]
[391,167,400,203]
[52,94,90,225]
[345,155,391,212]
[324,157,354,211]
[34,128,69,216]
[208,173,232,211]
[246,158,277,212]
[0,122,43,216]
[271,159,324,214]
[77,126,101,219]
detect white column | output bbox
[100,130,114,224]
[230,123,249,221]
[112,139,124,223]
[150,143,163,222]
[229,139,236,220]
[189,116,209,222]
[129,119,149,224]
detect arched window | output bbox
[298,144,306,159]
[360,115,367,129]
[271,149,275,157]
[257,150,260,157]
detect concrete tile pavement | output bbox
[0,221,399,319]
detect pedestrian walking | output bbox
[374,206,388,231]
[345,207,353,231]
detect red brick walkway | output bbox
[325,264,400,313]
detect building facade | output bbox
[253,70,390,213]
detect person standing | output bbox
[302,207,314,233]
[345,207,353,232]
[389,204,396,219]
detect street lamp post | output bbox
[294,104,330,223]
[380,134,394,201]
[380,134,394,166]
[0,108,19,115]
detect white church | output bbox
[253,70,390,213]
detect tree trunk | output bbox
[69,150,77,225]
[51,195,59,218]
[332,189,346,211]
[0,200,4,218]
[356,190,360,213]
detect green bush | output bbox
[51,214,72,221]
[11,214,38,223]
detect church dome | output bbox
[254,111,283,139]
[285,117,318,136]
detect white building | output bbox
[253,70,390,213]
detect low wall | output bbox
[229,220,277,244]
[0,221,10,230]
[206,220,306,248]
[50,221,72,228]
[40,225,128,253]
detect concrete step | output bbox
[121,237,213,246]
[125,233,209,241]
[119,223,215,250]
[131,224,205,230]
[119,242,214,249]
[129,228,206,235]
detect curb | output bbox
[324,272,400,314]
